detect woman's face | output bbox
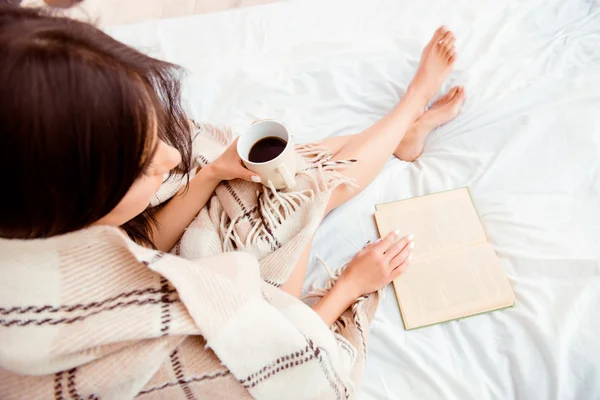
[94,120,181,228]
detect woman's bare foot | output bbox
[409,26,457,107]
[395,86,465,162]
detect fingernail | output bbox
[251,176,261,183]
[376,238,382,242]
[409,242,415,249]
[408,254,413,261]
[393,229,401,236]
[407,233,415,241]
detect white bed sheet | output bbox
[107,0,600,398]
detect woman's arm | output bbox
[312,279,360,327]
[151,166,221,252]
[312,231,414,326]
[282,229,414,326]
[152,138,260,252]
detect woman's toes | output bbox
[447,45,456,60]
[426,26,447,51]
[430,86,458,109]
[440,87,459,105]
[450,87,466,114]
[448,86,459,99]
[438,31,452,48]
[434,25,448,41]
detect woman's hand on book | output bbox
[340,231,414,297]
[312,232,413,326]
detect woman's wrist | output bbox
[312,275,362,327]
[196,164,223,186]
[334,275,363,303]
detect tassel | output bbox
[295,143,334,166]
[213,143,357,262]
[304,258,382,332]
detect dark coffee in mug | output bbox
[248,136,287,163]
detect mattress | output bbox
[107,0,600,398]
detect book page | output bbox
[375,188,487,259]
[394,243,515,329]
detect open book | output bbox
[374,187,514,330]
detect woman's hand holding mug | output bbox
[205,138,262,183]
[236,120,298,190]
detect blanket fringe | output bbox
[304,257,376,334]
[218,145,358,253]
[295,142,333,166]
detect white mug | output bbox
[237,120,297,190]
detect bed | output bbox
[107,0,600,398]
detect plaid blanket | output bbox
[0,123,379,399]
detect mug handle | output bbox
[276,164,296,190]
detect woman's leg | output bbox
[317,85,466,165]
[281,26,459,297]
[323,27,457,212]
[280,106,454,297]
[324,27,457,213]
[394,86,465,162]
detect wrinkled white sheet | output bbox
[108,0,600,398]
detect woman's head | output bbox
[0,6,191,245]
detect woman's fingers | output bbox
[226,138,262,183]
[390,258,411,280]
[382,233,413,260]
[389,241,413,269]
[373,232,414,258]
[238,165,262,183]
[374,230,401,252]
[386,233,415,270]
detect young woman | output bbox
[0,6,463,399]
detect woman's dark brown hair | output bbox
[0,5,192,246]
